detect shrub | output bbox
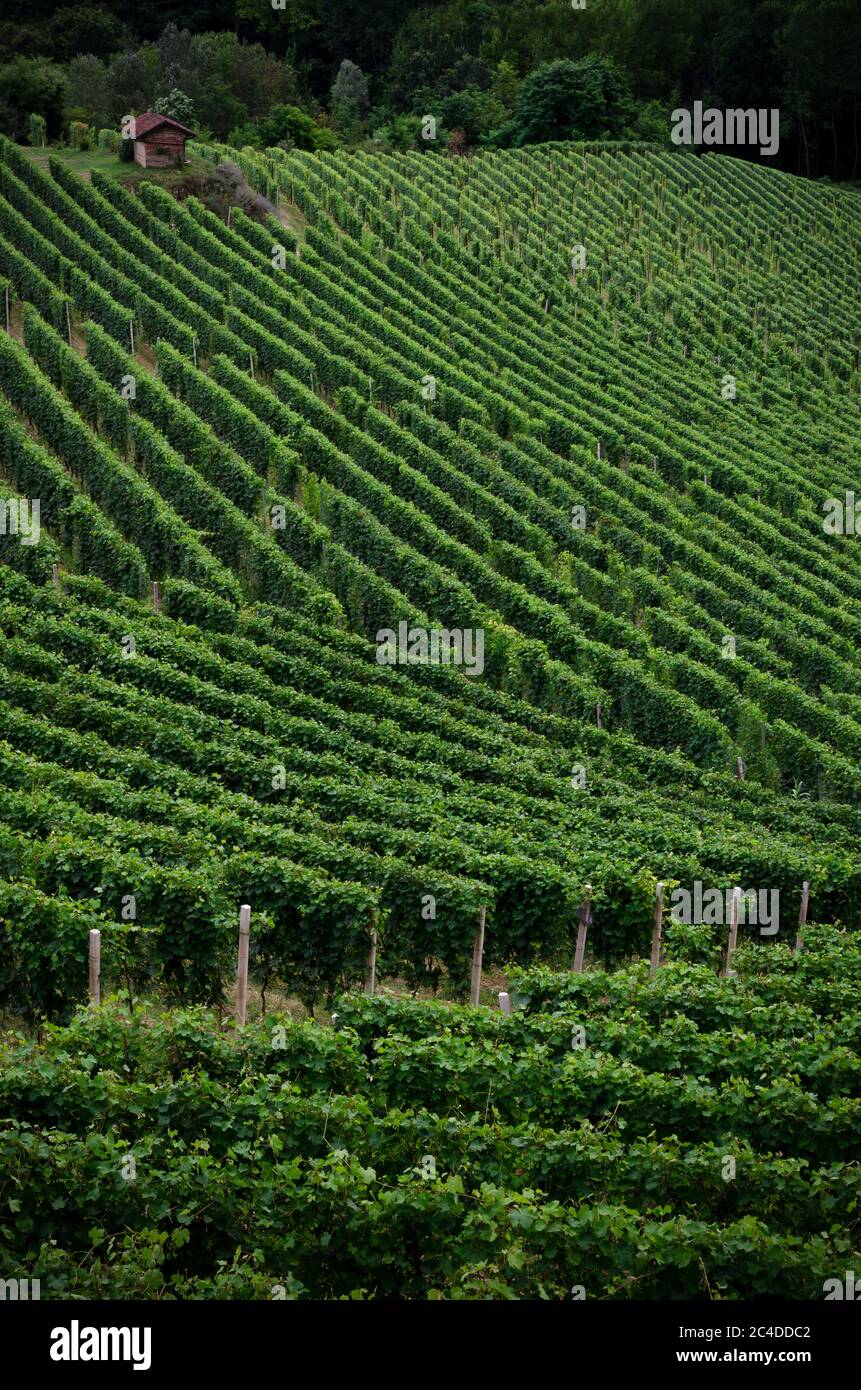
[28,113,47,148]
[68,119,92,151]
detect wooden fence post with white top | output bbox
[723,886,741,977]
[469,904,487,1006]
[650,882,664,977]
[235,904,251,1026]
[88,929,101,1006]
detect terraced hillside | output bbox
[1,135,860,1303]
[1,136,860,1012]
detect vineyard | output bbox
[0,133,860,1300]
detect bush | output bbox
[228,104,338,153]
[28,112,47,148]
[97,127,119,152]
[68,119,92,151]
[375,113,446,152]
[504,56,635,147]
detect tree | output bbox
[65,54,113,130]
[491,60,520,114]
[106,51,150,121]
[47,5,131,63]
[0,56,66,141]
[157,23,205,104]
[28,111,46,147]
[433,85,505,144]
[330,59,369,133]
[193,31,298,128]
[154,88,197,127]
[229,103,338,152]
[777,0,860,178]
[506,56,635,146]
[385,1,491,108]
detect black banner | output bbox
[8,1298,856,1376]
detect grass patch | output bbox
[18,144,214,189]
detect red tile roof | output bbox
[132,112,196,139]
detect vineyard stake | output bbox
[469,904,487,1006]
[248,351,255,379]
[650,881,664,976]
[192,336,197,368]
[227,205,233,229]
[736,756,746,781]
[235,904,251,1026]
[722,886,741,977]
[51,563,60,592]
[88,929,101,1006]
[573,887,592,974]
[795,880,809,952]
[129,320,135,355]
[498,991,511,1016]
[4,284,9,333]
[595,702,602,729]
[151,581,161,614]
[365,927,378,996]
[65,302,72,348]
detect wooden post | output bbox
[65,301,72,348]
[469,904,487,1005]
[151,581,160,614]
[51,563,60,592]
[595,702,602,730]
[723,886,741,977]
[235,904,251,1026]
[227,205,233,229]
[650,881,664,977]
[498,991,511,1016]
[365,927,378,996]
[795,880,809,953]
[4,284,9,334]
[88,929,101,1006]
[192,336,197,368]
[736,756,746,781]
[573,888,592,974]
[129,319,135,355]
[248,351,255,379]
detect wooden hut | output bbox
[130,113,195,168]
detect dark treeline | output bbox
[0,0,857,178]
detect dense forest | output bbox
[0,0,857,179]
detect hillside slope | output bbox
[0,138,860,1009]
